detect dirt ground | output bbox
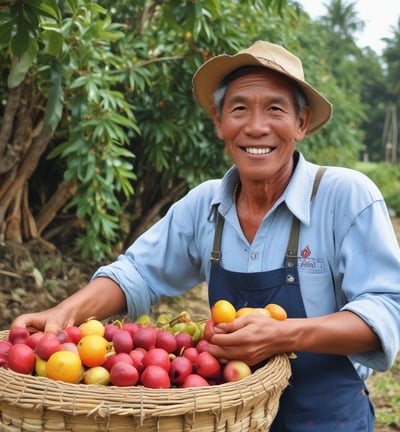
[1,218,400,430]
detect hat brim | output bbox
[192,52,332,136]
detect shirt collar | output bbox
[211,152,319,225]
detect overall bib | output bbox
[208,169,374,431]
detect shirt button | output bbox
[250,253,257,260]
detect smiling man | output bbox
[13,41,400,431]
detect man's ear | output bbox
[296,106,311,141]
[211,106,224,140]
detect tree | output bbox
[0,0,292,258]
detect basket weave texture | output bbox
[0,330,291,431]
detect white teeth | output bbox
[244,147,272,155]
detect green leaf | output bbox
[7,40,38,88]
[0,19,14,48]
[43,61,64,132]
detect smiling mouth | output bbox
[243,147,273,155]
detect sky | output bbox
[296,0,399,54]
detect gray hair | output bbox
[213,66,308,118]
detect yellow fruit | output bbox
[77,334,109,367]
[46,351,82,383]
[83,366,110,385]
[211,300,236,323]
[35,356,47,377]
[79,319,105,337]
[236,307,255,317]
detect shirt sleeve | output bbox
[338,200,400,371]
[91,184,214,320]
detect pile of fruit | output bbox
[0,301,287,389]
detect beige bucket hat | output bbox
[192,40,332,135]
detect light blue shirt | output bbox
[93,152,400,378]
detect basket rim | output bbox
[0,329,291,416]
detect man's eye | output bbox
[271,105,282,111]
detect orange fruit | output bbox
[46,351,82,383]
[77,334,109,367]
[265,303,287,321]
[79,319,105,337]
[211,300,236,323]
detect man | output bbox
[13,41,400,430]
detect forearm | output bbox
[282,311,382,355]
[55,277,127,326]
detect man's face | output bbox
[212,69,310,184]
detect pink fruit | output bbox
[203,319,215,342]
[196,339,210,353]
[26,332,44,349]
[8,327,30,345]
[155,330,177,353]
[169,356,193,385]
[129,348,146,373]
[182,374,210,388]
[64,326,82,344]
[175,332,194,353]
[103,352,133,371]
[140,365,170,389]
[223,360,252,382]
[35,334,61,360]
[133,327,157,350]
[112,330,134,353]
[183,347,198,363]
[103,323,119,342]
[122,322,139,339]
[8,344,35,374]
[142,348,170,372]
[109,362,139,386]
[195,351,221,379]
[60,342,79,354]
[0,340,12,368]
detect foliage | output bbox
[356,161,400,215]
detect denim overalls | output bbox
[208,168,374,431]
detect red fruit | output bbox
[203,319,215,342]
[112,330,134,353]
[142,348,170,372]
[140,365,171,389]
[183,347,198,363]
[196,339,210,353]
[195,351,221,379]
[26,332,44,349]
[122,322,140,339]
[109,362,139,387]
[0,340,12,368]
[8,327,30,345]
[156,330,177,353]
[103,352,133,371]
[129,348,146,373]
[169,356,193,385]
[182,374,210,388]
[35,334,61,360]
[133,327,157,350]
[103,323,119,342]
[8,344,35,374]
[175,333,194,353]
[64,326,82,344]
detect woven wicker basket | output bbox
[0,330,291,431]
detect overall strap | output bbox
[210,213,224,265]
[286,166,327,267]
